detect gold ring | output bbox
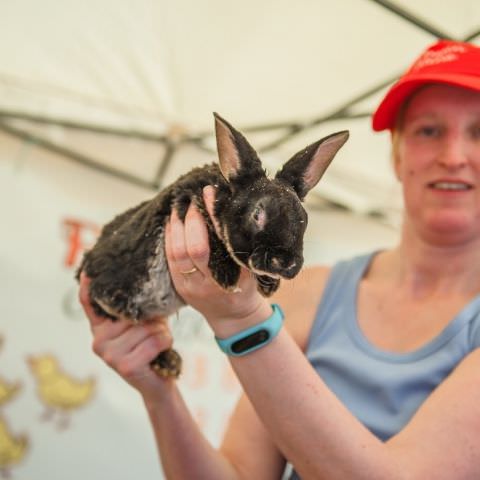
[180,267,198,275]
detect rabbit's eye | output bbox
[252,205,266,229]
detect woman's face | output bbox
[394,84,480,244]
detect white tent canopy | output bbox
[2,0,479,220]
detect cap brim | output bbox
[372,73,480,131]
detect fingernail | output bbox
[203,185,214,199]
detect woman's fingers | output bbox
[93,320,158,359]
[165,198,265,323]
[94,320,172,375]
[91,316,132,346]
[203,186,222,238]
[184,202,211,275]
[166,204,211,283]
[168,209,189,265]
[78,272,107,329]
[116,328,173,379]
[78,272,172,378]
[168,209,201,275]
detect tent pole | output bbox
[0,120,157,191]
[367,0,453,39]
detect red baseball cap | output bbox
[372,40,480,131]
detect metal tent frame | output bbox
[0,0,478,192]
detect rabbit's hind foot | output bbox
[150,349,182,378]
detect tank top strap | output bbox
[306,252,375,351]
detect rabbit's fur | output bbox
[77,113,349,377]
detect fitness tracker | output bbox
[215,304,284,356]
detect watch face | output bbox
[231,329,270,354]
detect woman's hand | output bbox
[165,186,272,337]
[78,273,175,400]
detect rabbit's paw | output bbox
[150,349,182,378]
[208,249,241,290]
[255,275,281,297]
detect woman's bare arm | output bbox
[219,265,332,479]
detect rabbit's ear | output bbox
[276,131,349,200]
[214,113,265,183]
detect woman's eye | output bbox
[415,125,440,137]
[469,124,480,140]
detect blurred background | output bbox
[0,0,478,478]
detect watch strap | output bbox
[215,304,284,356]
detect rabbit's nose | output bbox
[270,257,293,271]
[287,261,297,271]
[285,261,298,275]
[271,257,298,276]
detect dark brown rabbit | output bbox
[77,113,349,378]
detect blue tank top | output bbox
[288,252,480,479]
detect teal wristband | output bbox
[215,304,284,356]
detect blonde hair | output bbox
[390,104,407,168]
[389,84,433,167]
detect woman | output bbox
[79,39,480,479]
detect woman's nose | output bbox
[438,135,468,169]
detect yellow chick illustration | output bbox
[27,354,95,429]
[0,378,20,407]
[0,416,28,478]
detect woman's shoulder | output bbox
[271,252,378,350]
[271,265,332,350]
